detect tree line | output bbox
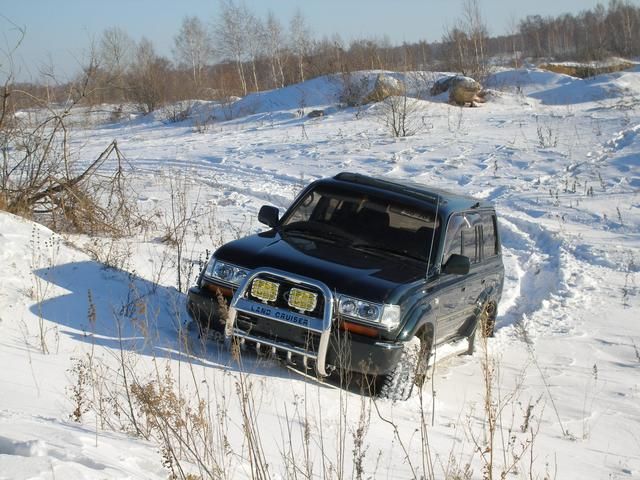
[5,0,640,112]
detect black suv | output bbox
[187,173,504,400]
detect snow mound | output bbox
[229,75,343,118]
[486,68,575,94]
[486,66,640,105]
[0,411,165,480]
[605,123,640,151]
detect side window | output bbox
[288,191,320,224]
[482,213,498,258]
[461,225,479,263]
[463,213,482,263]
[442,215,465,265]
[443,213,481,265]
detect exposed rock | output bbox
[364,74,405,103]
[431,75,484,107]
[430,76,455,96]
[307,109,325,118]
[449,76,483,106]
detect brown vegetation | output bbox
[539,60,635,79]
[4,1,639,115]
[1,27,142,235]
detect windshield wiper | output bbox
[282,222,354,243]
[350,243,425,262]
[281,227,326,241]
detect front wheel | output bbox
[467,301,497,355]
[379,336,431,402]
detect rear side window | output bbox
[482,213,499,258]
[443,211,499,266]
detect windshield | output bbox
[281,186,441,265]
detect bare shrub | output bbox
[67,355,91,422]
[376,93,425,137]
[29,224,61,354]
[161,101,194,123]
[129,37,172,114]
[1,47,142,236]
[467,336,545,479]
[159,173,203,293]
[535,116,560,148]
[193,114,216,134]
[84,236,133,271]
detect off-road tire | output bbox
[195,313,226,342]
[379,337,427,402]
[467,301,497,355]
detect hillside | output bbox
[1,68,639,479]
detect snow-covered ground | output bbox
[1,67,639,479]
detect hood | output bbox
[214,231,426,303]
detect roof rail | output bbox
[333,172,442,204]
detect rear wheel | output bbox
[379,336,432,401]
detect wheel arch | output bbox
[399,300,437,349]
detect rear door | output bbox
[478,211,504,304]
[436,212,481,341]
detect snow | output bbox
[1,67,639,479]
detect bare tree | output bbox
[289,9,312,83]
[1,33,139,234]
[506,15,521,68]
[244,10,264,92]
[265,11,286,88]
[213,0,249,95]
[173,16,213,93]
[607,0,638,56]
[440,1,489,80]
[99,27,134,103]
[130,38,171,113]
[100,27,134,76]
[442,26,470,75]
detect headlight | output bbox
[204,258,249,286]
[338,295,401,330]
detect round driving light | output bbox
[341,299,357,315]
[215,263,234,281]
[359,304,379,319]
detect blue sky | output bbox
[2,0,618,81]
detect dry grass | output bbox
[539,61,634,79]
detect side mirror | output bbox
[258,205,279,228]
[443,254,471,275]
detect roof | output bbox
[324,172,494,216]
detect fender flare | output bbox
[398,300,438,350]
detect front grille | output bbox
[229,267,333,376]
[236,312,322,352]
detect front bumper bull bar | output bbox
[225,267,334,376]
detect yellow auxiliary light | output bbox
[251,278,279,303]
[287,288,317,312]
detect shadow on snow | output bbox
[30,260,342,389]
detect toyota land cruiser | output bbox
[187,173,504,400]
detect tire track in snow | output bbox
[497,213,578,339]
[98,156,301,210]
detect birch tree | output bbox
[265,11,286,88]
[244,10,264,92]
[289,9,311,83]
[213,0,248,95]
[99,27,134,101]
[173,16,213,91]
